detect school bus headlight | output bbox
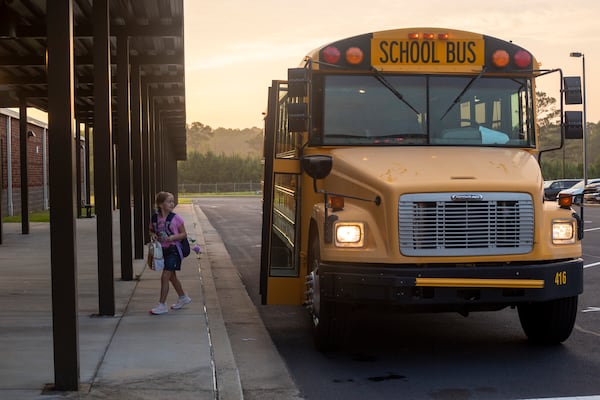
[335,222,365,247]
[552,219,576,244]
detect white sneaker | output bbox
[150,303,168,315]
[171,295,192,310]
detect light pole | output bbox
[569,52,587,189]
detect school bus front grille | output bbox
[398,193,534,256]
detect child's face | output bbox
[161,195,175,212]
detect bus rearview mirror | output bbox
[288,68,308,97]
[563,76,582,105]
[564,111,583,139]
[302,155,332,180]
[288,103,308,132]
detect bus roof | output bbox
[304,27,540,74]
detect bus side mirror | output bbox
[288,103,308,132]
[288,68,309,132]
[302,155,332,180]
[563,76,582,105]
[564,111,583,139]
[288,68,308,97]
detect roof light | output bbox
[492,49,510,68]
[423,33,435,40]
[322,46,341,64]
[514,50,532,68]
[438,33,449,40]
[408,33,420,39]
[345,47,364,65]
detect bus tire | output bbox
[307,231,342,352]
[517,296,578,344]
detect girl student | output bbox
[149,191,192,315]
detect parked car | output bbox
[557,178,600,204]
[543,179,581,200]
[583,182,600,203]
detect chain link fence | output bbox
[178,182,262,194]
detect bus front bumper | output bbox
[317,259,583,307]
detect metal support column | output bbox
[84,124,91,206]
[0,130,3,243]
[117,34,133,280]
[141,81,152,243]
[131,63,144,259]
[152,102,162,192]
[93,0,115,315]
[47,0,79,390]
[150,98,158,200]
[19,97,29,234]
[75,121,82,217]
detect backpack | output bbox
[152,212,191,258]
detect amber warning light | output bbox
[345,47,364,65]
[558,195,573,208]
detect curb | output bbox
[192,203,303,400]
[191,204,244,400]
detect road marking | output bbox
[520,396,600,400]
[584,261,600,269]
[582,307,600,313]
[585,227,600,232]
[574,324,600,338]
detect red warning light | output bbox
[514,50,532,68]
[322,46,341,64]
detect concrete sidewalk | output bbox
[0,203,301,399]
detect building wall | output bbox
[1,109,48,216]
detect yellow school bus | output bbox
[260,27,584,350]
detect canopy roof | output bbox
[0,0,187,158]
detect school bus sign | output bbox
[372,38,485,68]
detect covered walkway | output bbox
[0,0,188,390]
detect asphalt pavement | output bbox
[0,203,302,400]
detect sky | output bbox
[183,0,600,130]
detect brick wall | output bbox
[1,111,49,216]
[1,110,89,217]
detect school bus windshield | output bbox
[317,74,534,147]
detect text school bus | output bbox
[260,28,584,350]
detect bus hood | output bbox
[327,147,543,194]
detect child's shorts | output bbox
[163,246,182,271]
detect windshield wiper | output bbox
[370,66,421,115]
[440,67,487,120]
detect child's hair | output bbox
[155,191,173,209]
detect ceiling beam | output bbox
[0,53,184,67]
[13,22,183,39]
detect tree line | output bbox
[537,92,600,180]
[178,151,261,184]
[178,92,600,184]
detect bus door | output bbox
[260,81,304,305]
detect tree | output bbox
[178,151,261,184]
[536,91,560,128]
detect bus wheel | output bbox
[517,296,578,344]
[307,232,341,352]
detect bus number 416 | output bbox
[555,271,567,286]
